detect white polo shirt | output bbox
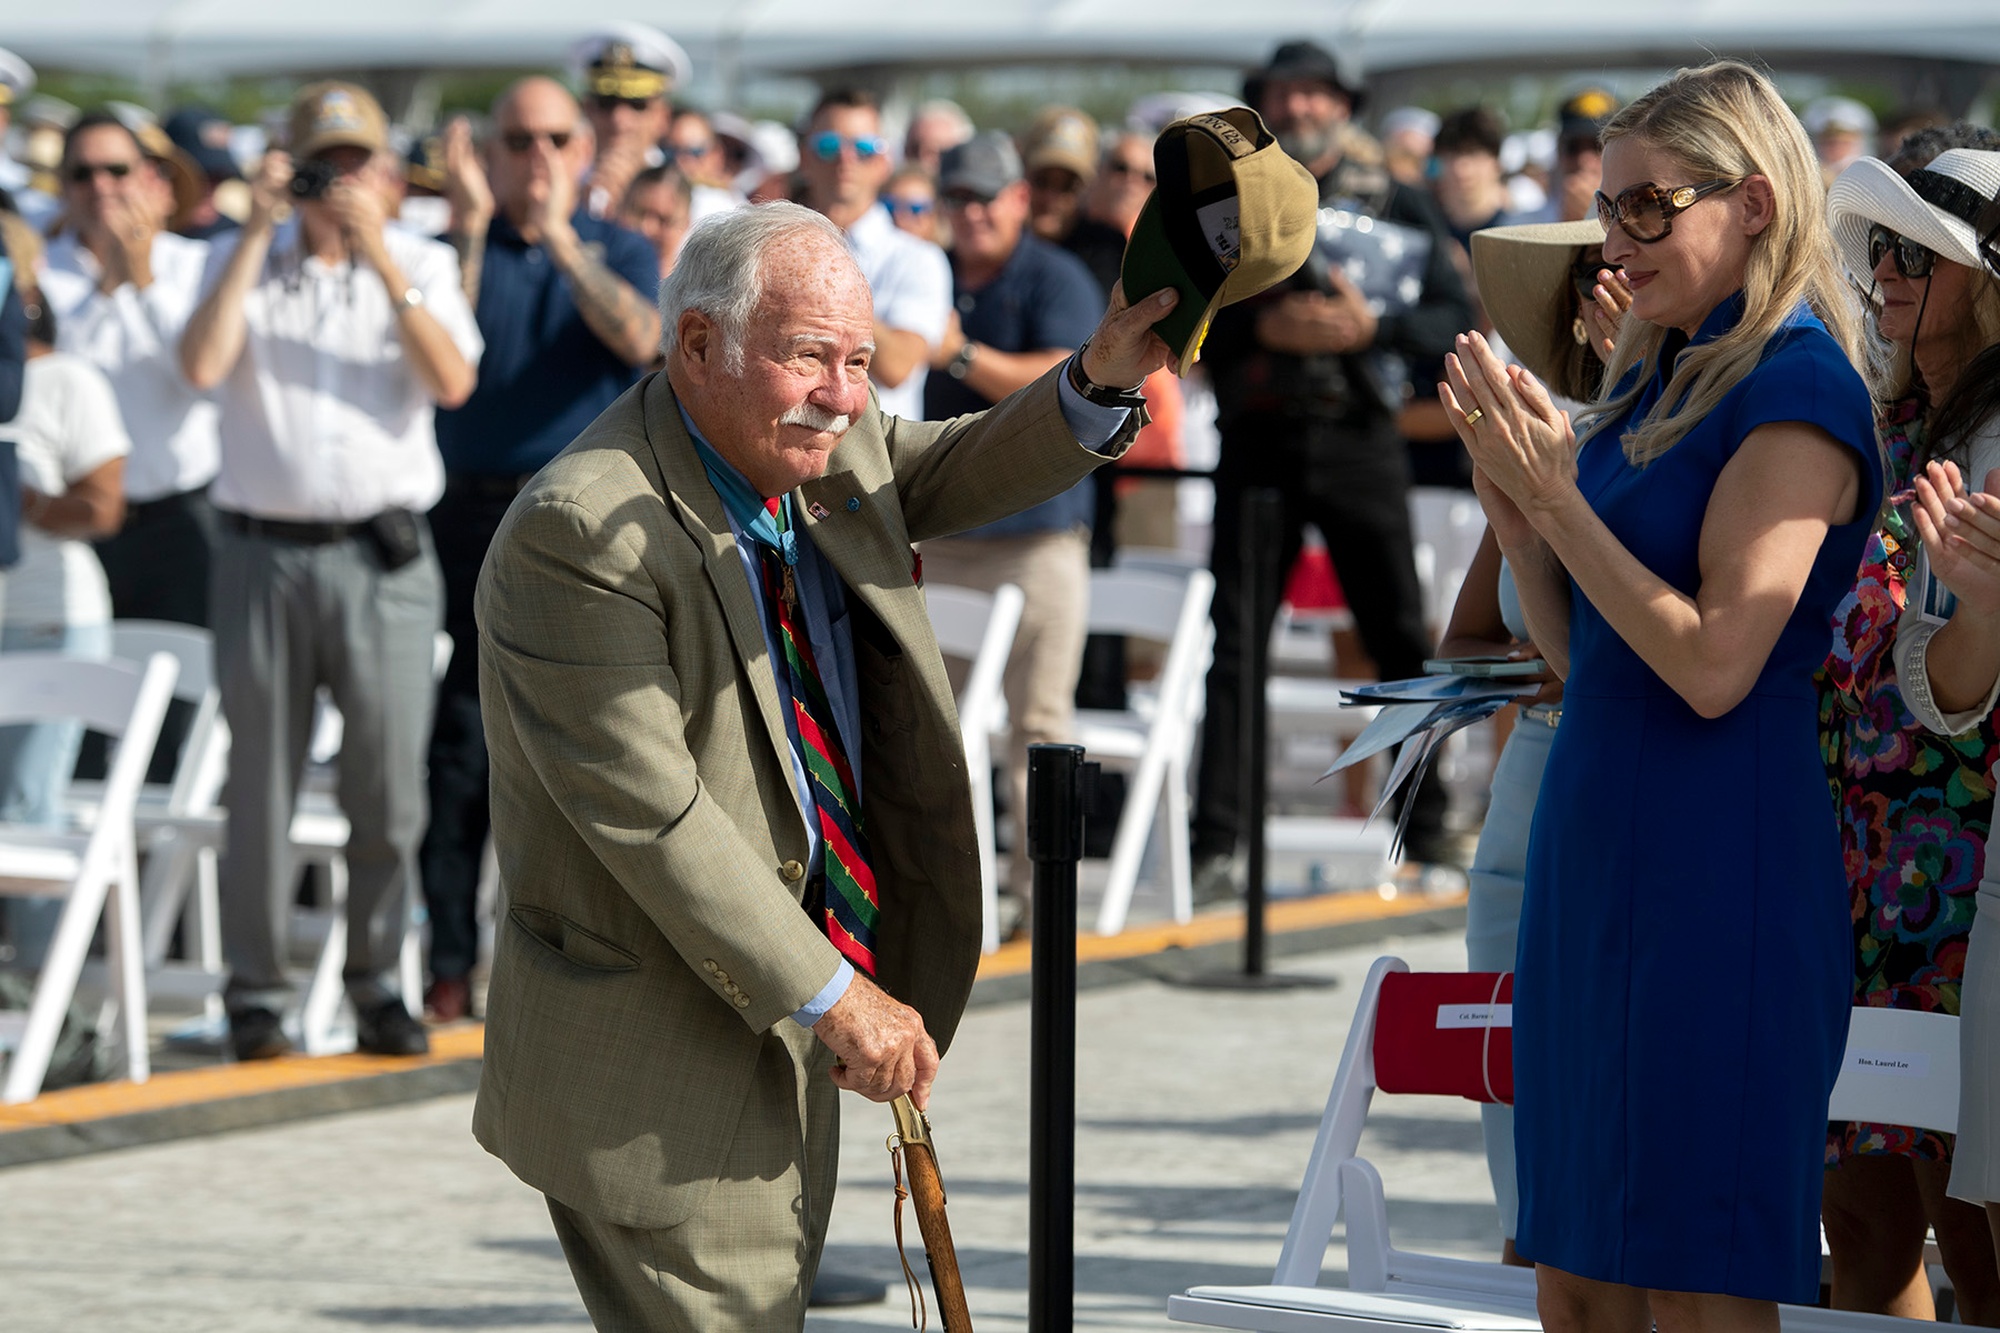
[199,222,483,522]
[843,202,951,422]
[42,231,221,504]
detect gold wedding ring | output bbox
[1463,407,1485,427]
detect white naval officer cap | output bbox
[0,46,35,108]
[568,22,691,100]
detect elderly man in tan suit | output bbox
[473,200,1175,1329]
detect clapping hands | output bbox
[1910,460,2000,618]
[1440,330,1579,547]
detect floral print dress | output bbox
[1819,398,2000,1161]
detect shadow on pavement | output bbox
[319,1303,588,1326]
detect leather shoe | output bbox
[229,1006,292,1062]
[423,976,472,1023]
[1191,852,1240,908]
[355,998,430,1057]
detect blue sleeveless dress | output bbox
[1512,296,1880,1302]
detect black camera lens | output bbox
[289,158,338,200]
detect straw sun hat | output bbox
[1826,148,2000,287]
[1469,218,1608,387]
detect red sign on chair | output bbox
[1371,971,1515,1105]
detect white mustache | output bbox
[780,402,852,435]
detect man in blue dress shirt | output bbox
[424,76,662,1020]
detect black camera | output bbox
[289,158,338,200]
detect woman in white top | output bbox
[0,213,129,830]
[1843,150,2000,1268]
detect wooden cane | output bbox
[890,1093,975,1331]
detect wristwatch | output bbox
[1066,340,1149,408]
[945,341,978,381]
[395,286,426,312]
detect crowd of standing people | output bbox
[2,24,2000,1333]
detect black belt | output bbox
[125,485,209,525]
[219,508,369,544]
[446,472,537,500]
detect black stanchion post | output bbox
[1240,486,1281,977]
[1027,742,1088,1333]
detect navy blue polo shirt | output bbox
[925,233,1102,538]
[434,210,660,476]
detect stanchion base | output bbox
[1169,970,1340,992]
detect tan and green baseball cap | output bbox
[1120,107,1319,376]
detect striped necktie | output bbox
[756,497,879,976]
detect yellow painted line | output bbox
[974,887,1467,981]
[0,1023,484,1133]
[0,889,1463,1132]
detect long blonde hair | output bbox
[1573,60,1864,466]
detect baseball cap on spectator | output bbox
[1120,106,1320,375]
[569,23,690,101]
[164,105,241,181]
[938,131,1022,202]
[1805,96,1878,140]
[1025,107,1101,181]
[1555,88,1619,149]
[1243,39,1366,114]
[288,82,388,159]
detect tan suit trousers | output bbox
[546,1021,839,1330]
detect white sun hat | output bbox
[1826,147,2000,285]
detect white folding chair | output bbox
[925,582,1025,955]
[1169,957,1957,1333]
[0,651,178,1103]
[1078,566,1215,936]
[68,622,231,1022]
[291,631,452,1053]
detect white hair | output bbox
[657,201,849,371]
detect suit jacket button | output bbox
[780,860,805,882]
[703,959,719,973]
[735,995,752,1008]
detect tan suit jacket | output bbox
[472,365,1128,1228]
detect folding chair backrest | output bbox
[1085,567,1202,641]
[926,582,1023,735]
[1828,1006,1960,1134]
[109,621,223,813]
[0,652,179,822]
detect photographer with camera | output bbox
[179,81,482,1063]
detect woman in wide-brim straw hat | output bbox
[1442,57,1883,1322]
[1834,140,2000,1287]
[1818,130,2000,1322]
[1443,217,1625,1268]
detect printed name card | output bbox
[1848,1049,1929,1078]
[1436,1004,1512,1030]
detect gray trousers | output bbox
[547,1023,840,1331]
[211,520,443,1010]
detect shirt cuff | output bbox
[1056,355,1135,453]
[791,959,854,1027]
[1897,616,2000,737]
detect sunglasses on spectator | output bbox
[884,197,934,218]
[67,161,135,184]
[1106,160,1156,184]
[592,95,654,114]
[942,189,997,211]
[1594,177,1739,243]
[665,141,712,162]
[1867,224,1937,279]
[502,129,574,154]
[811,132,889,163]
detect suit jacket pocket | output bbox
[508,905,640,972]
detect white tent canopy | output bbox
[3,1,1996,95]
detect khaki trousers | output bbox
[546,1022,839,1331]
[920,526,1092,899]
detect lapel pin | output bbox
[808,501,831,520]
[846,497,861,512]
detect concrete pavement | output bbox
[0,925,1498,1331]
